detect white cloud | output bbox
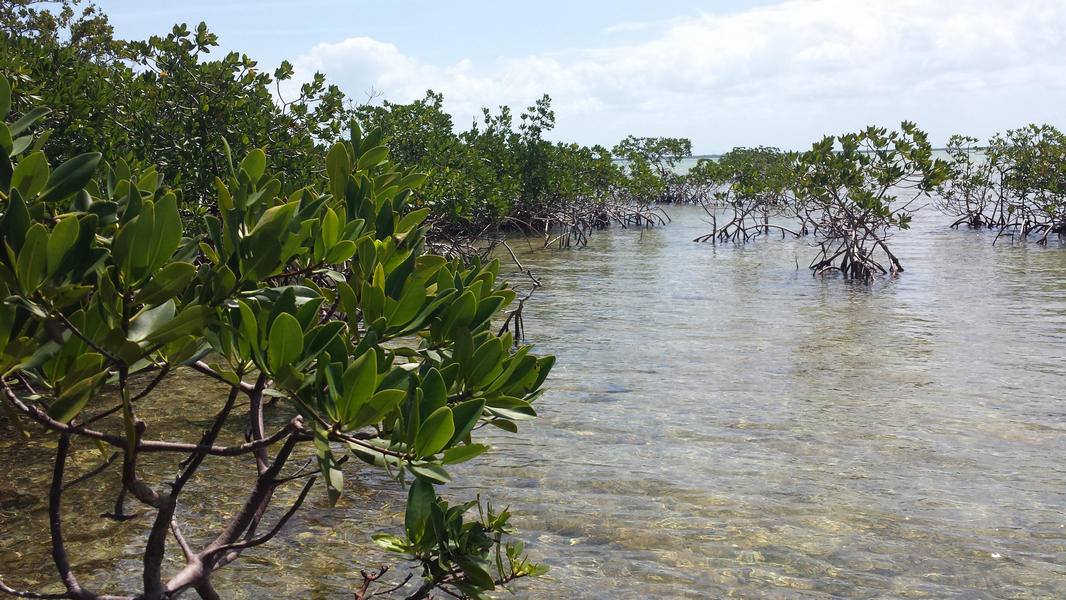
[284,0,1066,152]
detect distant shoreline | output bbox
[683,147,971,161]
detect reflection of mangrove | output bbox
[511,199,668,248]
[425,198,668,255]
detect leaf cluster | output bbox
[0,73,550,599]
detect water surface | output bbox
[462,205,1066,599]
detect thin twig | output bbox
[204,477,315,556]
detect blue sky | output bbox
[94,0,1066,154]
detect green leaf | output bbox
[361,280,385,324]
[143,305,213,346]
[5,294,47,319]
[336,281,358,315]
[111,199,156,282]
[395,207,430,235]
[414,406,454,458]
[162,335,200,364]
[0,293,15,355]
[8,107,50,138]
[442,290,477,335]
[0,123,11,157]
[239,148,266,183]
[132,262,196,306]
[128,299,176,342]
[45,216,79,277]
[135,168,159,195]
[294,296,325,331]
[529,355,555,392]
[441,443,487,465]
[467,338,503,387]
[235,299,259,347]
[219,137,236,182]
[47,374,99,423]
[242,202,297,279]
[326,142,350,200]
[371,534,409,554]
[485,396,537,421]
[314,428,344,506]
[348,439,403,469]
[526,563,550,577]
[11,151,49,200]
[322,207,340,246]
[38,153,102,204]
[299,321,345,366]
[419,368,447,416]
[357,145,389,170]
[324,239,356,264]
[145,192,182,276]
[355,235,377,279]
[457,557,495,590]
[340,350,376,426]
[15,223,48,292]
[0,75,9,122]
[350,388,405,430]
[388,280,426,327]
[405,478,435,543]
[484,347,533,393]
[407,462,450,483]
[267,312,303,373]
[397,172,428,190]
[1,188,30,251]
[487,419,518,433]
[449,399,485,447]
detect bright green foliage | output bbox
[374,492,549,599]
[794,121,948,280]
[0,75,550,598]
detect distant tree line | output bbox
[0,0,691,253]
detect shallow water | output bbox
[460,205,1066,599]
[2,205,1065,598]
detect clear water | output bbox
[2,205,1065,599]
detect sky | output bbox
[92,0,1066,155]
